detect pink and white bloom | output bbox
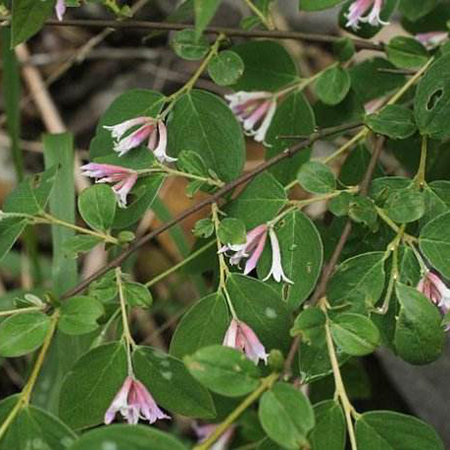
[220,224,268,275]
[81,163,138,208]
[225,91,276,143]
[345,0,388,31]
[55,0,66,21]
[417,271,450,316]
[416,32,448,49]
[193,423,235,450]
[220,224,292,283]
[104,117,176,163]
[223,318,268,364]
[104,376,170,425]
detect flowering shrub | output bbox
[0,0,449,449]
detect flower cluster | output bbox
[81,163,138,208]
[345,0,388,31]
[223,318,268,364]
[105,376,170,425]
[225,91,276,143]
[220,224,292,283]
[104,116,175,163]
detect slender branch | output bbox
[0,306,42,318]
[61,121,359,300]
[324,315,359,450]
[144,240,215,288]
[0,18,384,52]
[0,311,59,441]
[194,372,279,450]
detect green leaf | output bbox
[113,175,164,229]
[192,218,215,238]
[394,282,445,365]
[78,184,116,232]
[386,36,429,69]
[170,292,229,358]
[0,396,77,450]
[384,184,425,223]
[58,296,105,336]
[365,105,417,139]
[333,38,355,63]
[315,66,351,105]
[265,91,315,185]
[194,0,221,39]
[309,400,346,450]
[259,211,323,309]
[330,313,380,356]
[133,346,216,418]
[231,40,298,92]
[90,89,165,159]
[11,0,54,46]
[226,172,287,228]
[356,411,444,450]
[172,29,210,60]
[419,211,450,278]
[168,90,245,182]
[184,344,260,397]
[63,235,102,259]
[259,382,315,450]
[297,161,336,194]
[399,0,437,21]
[123,282,153,308]
[218,218,246,245]
[0,217,27,263]
[0,312,50,357]
[327,252,386,312]
[226,274,291,352]
[59,342,128,429]
[299,0,344,11]
[3,165,58,215]
[348,196,378,230]
[415,53,450,139]
[350,58,405,104]
[290,308,326,343]
[208,50,244,86]
[69,424,188,450]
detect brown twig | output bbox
[61,122,363,299]
[0,18,384,52]
[282,136,385,376]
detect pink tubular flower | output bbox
[416,32,448,49]
[104,117,176,163]
[104,376,170,425]
[417,271,450,316]
[193,423,235,450]
[225,91,276,143]
[345,0,388,31]
[220,224,268,275]
[55,0,66,21]
[223,319,268,364]
[81,163,138,208]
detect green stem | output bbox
[211,203,237,318]
[165,34,226,105]
[323,312,359,450]
[145,240,215,288]
[0,306,42,318]
[39,212,118,244]
[193,372,279,450]
[243,0,274,30]
[321,128,369,164]
[0,311,59,442]
[140,166,223,187]
[415,135,428,188]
